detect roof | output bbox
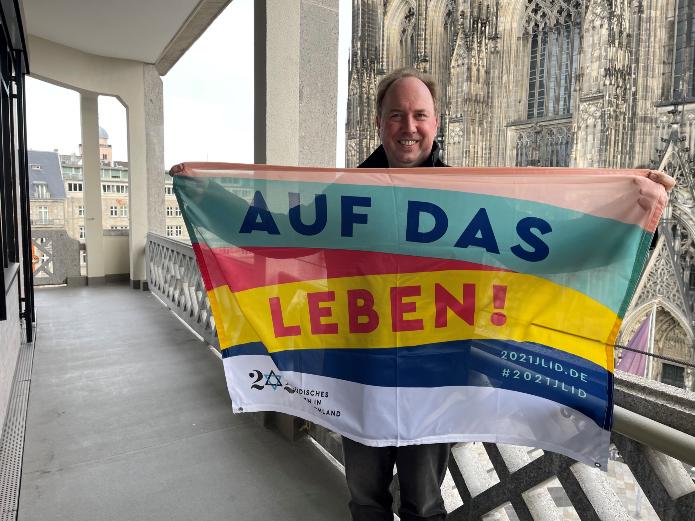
[23,0,233,75]
[28,150,66,200]
[99,127,109,139]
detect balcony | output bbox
[29,218,65,228]
[2,1,695,520]
[3,234,693,520]
[10,282,350,520]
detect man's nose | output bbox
[403,115,416,132]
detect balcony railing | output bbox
[30,218,65,227]
[146,233,217,347]
[145,233,695,521]
[31,229,81,285]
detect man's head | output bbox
[376,68,440,168]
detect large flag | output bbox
[171,163,667,470]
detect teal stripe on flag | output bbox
[174,176,649,315]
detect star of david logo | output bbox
[263,370,283,390]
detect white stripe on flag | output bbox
[224,356,609,468]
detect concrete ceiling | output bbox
[22,0,231,74]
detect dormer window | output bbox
[33,182,49,199]
[30,164,41,170]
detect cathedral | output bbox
[346,0,695,389]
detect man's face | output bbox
[377,76,439,168]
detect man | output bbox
[342,68,451,521]
[359,69,445,170]
[341,67,675,521]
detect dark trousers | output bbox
[343,437,451,521]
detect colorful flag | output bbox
[171,163,666,470]
[617,311,653,377]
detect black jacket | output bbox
[358,142,447,168]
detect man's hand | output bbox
[647,170,675,192]
[635,170,674,211]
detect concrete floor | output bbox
[19,284,350,521]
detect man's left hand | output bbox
[636,170,674,211]
[647,170,675,193]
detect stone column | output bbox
[256,0,339,167]
[80,92,106,283]
[144,65,165,240]
[128,64,165,289]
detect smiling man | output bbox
[342,67,675,521]
[360,68,446,170]
[343,68,451,521]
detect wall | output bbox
[0,271,21,430]
[103,232,130,276]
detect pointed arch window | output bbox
[400,7,416,66]
[671,0,695,99]
[525,1,582,120]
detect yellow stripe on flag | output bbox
[211,270,618,371]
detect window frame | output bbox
[0,14,30,327]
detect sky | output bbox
[25,0,352,168]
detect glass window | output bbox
[102,183,128,194]
[525,5,579,120]
[661,363,685,388]
[672,0,695,99]
[34,182,49,199]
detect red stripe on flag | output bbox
[192,244,511,292]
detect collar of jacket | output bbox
[357,142,447,168]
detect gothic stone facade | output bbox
[346,0,695,389]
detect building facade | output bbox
[28,151,66,230]
[28,128,190,276]
[346,0,695,389]
[165,177,188,241]
[60,150,130,242]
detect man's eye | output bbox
[415,114,427,120]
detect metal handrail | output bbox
[613,405,695,467]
